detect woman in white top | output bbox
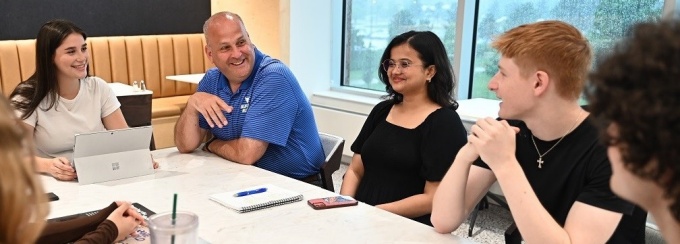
[10,19,154,181]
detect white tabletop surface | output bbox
[42,148,474,244]
[165,73,205,84]
[456,98,500,123]
[108,82,153,96]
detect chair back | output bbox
[319,132,345,192]
[504,222,521,244]
[645,224,665,244]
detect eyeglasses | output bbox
[382,59,423,72]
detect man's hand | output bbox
[187,92,233,128]
[47,157,77,181]
[468,118,520,170]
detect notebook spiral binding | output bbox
[238,195,303,213]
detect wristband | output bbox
[203,136,217,153]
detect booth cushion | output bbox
[0,34,212,148]
[1,33,210,98]
[152,95,191,118]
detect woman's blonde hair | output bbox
[0,96,48,243]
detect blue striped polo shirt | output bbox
[197,49,324,179]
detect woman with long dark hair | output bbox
[10,19,139,180]
[339,31,467,226]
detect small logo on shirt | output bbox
[112,162,120,171]
[241,96,250,113]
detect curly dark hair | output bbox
[377,31,457,109]
[586,19,680,222]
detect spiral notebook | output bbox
[209,184,303,213]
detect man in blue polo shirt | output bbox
[174,11,325,180]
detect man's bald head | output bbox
[203,11,248,43]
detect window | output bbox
[342,0,459,91]
[341,0,673,99]
[471,0,665,99]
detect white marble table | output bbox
[42,147,474,244]
[456,98,500,123]
[165,73,205,84]
[108,82,153,96]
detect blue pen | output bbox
[233,187,267,197]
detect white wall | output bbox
[288,0,364,158]
[288,0,334,98]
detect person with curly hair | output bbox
[431,20,647,243]
[587,19,680,243]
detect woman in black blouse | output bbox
[339,31,467,226]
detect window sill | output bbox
[311,89,500,122]
[311,89,383,116]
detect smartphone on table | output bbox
[307,195,358,210]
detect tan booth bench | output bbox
[0,34,212,149]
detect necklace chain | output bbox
[531,110,583,169]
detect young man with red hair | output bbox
[431,20,646,243]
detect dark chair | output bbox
[504,222,522,244]
[117,93,155,150]
[318,132,345,192]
